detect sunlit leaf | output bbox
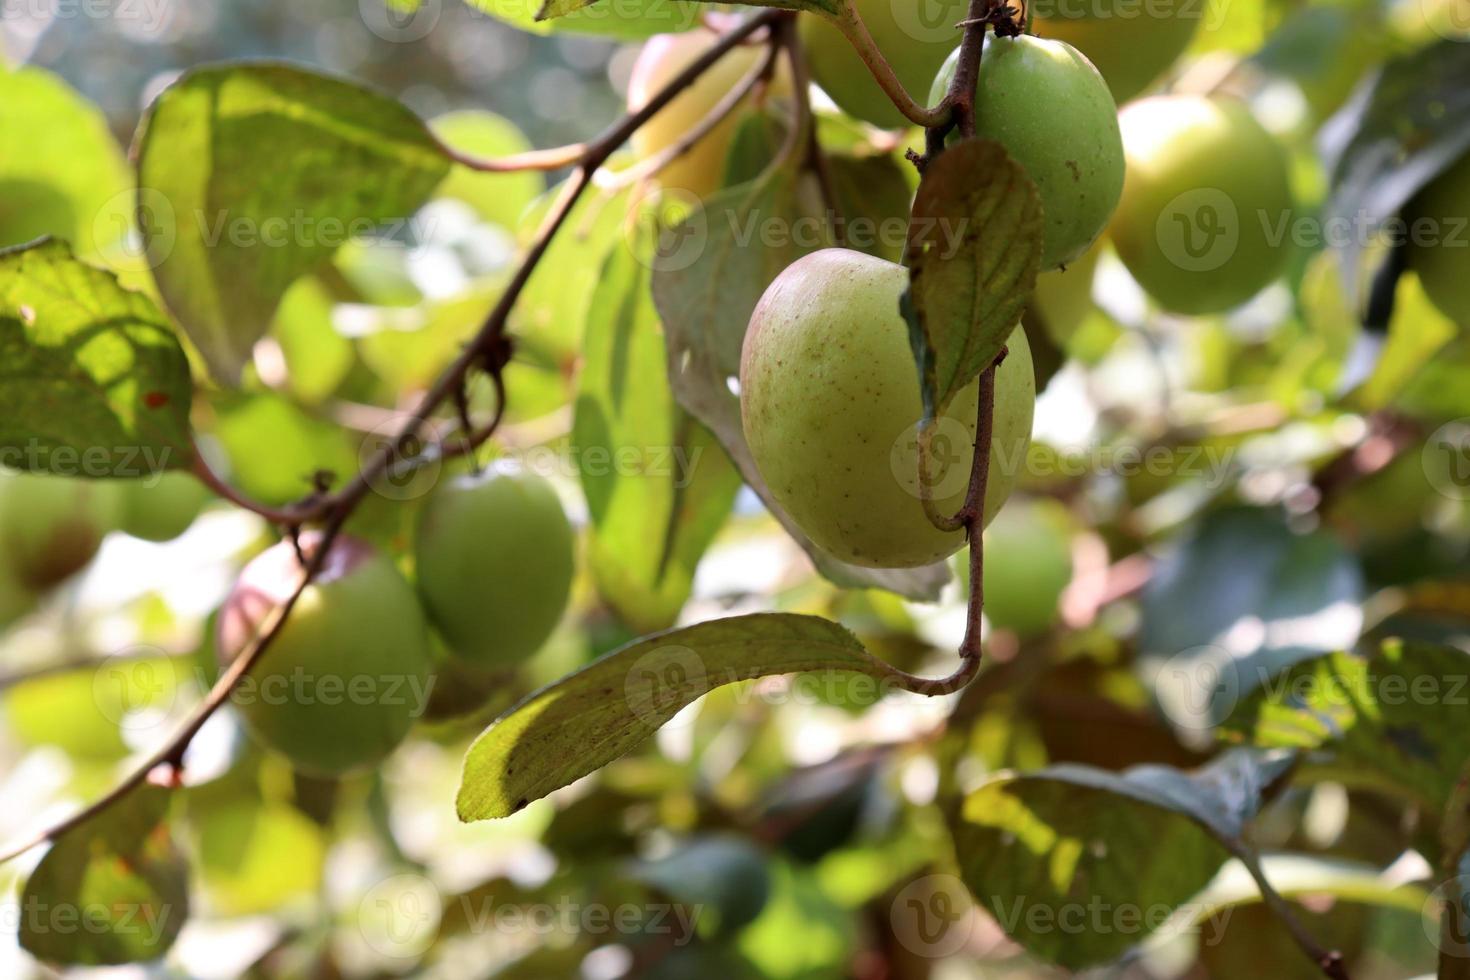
[137,62,452,382]
[20,784,190,965]
[457,613,903,820]
[0,239,195,476]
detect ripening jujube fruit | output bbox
[414,465,574,668]
[0,471,121,590]
[1030,0,1199,104]
[930,35,1125,270]
[628,30,791,199]
[1109,95,1295,315]
[740,248,1035,569]
[217,533,432,775]
[117,472,213,542]
[799,0,958,130]
[980,498,1075,637]
[1403,153,1470,326]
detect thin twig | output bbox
[438,141,588,173]
[0,10,787,866]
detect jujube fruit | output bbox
[414,465,575,668]
[1109,94,1295,315]
[628,30,791,199]
[740,248,1034,569]
[217,533,432,775]
[931,35,1125,270]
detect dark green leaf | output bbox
[1322,41,1470,302]
[652,174,951,600]
[0,239,194,476]
[626,834,771,934]
[903,139,1043,419]
[951,750,1292,970]
[20,784,190,965]
[572,227,740,632]
[1221,640,1470,812]
[456,613,901,820]
[136,62,453,382]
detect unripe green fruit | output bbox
[1404,154,1470,326]
[217,533,432,775]
[980,498,1074,636]
[931,35,1123,270]
[118,472,213,542]
[1110,95,1295,315]
[628,31,791,199]
[1031,0,1199,104]
[740,248,1035,569]
[800,1,958,130]
[1033,243,1101,345]
[0,472,121,590]
[414,465,575,667]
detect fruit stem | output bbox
[826,2,949,129]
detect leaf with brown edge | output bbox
[456,613,903,820]
[904,139,1043,419]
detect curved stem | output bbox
[826,4,948,129]
[190,451,323,526]
[601,39,780,192]
[439,141,588,173]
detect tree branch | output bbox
[0,9,788,866]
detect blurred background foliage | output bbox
[0,0,1468,977]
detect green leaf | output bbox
[1322,41,1470,301]
[269,274,354,404]
[0,66,132,260]
[0,239,195,476]
[651,174,951,600]
[903,139,1043,419]
[626,834,772,935]
[187,795,325,917]
[19,784,190,965]
[1221,640,1470,812]
[468,0,702,38]
[136,62,453,383]
[456,613,901,820]
[1353,271,1458,411]
[572,227,740,633]
[950,750,1293,970]
[534,0,841,26]
[825,153,915,264]
[1140,506,1364,729]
